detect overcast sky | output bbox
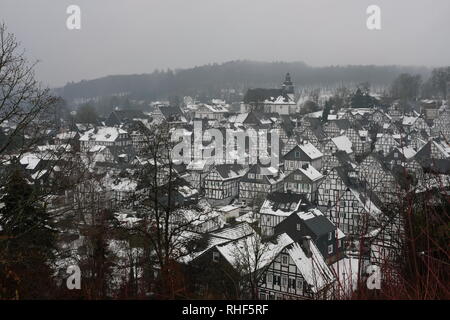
[1,0,449,87]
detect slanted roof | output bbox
[159,106,184,120]
[331,135,353,154]
[297,208,336,237]
[284,143,323,161]
[213,164,248,180]
[216,232,294,274]
[244,88,286,104]
[286,241,335,293]
[260,192,309,217]
[285,164,323,182]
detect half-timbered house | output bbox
[203,164,248,206]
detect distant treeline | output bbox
[55,60,431,104]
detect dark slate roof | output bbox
[243,88,288,104]
[414,141,433,163]
[303,117,322,129]
[421,158,450,175]
[159,106,184,119]
[334,119,352,130]
[214,164,247,179]
[303,215,336,237]
[106,110,148,126]
[265,192,310,212]
[311,126,328,140]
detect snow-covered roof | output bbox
[89,145,107,153]
[218,204,241,213]
[110,179,137,192]
[298,164,323,181]
[433,140,450,158]
[217,233,294,274]
[296,208,325,221]
[299,142,323,160]
[187,159,209,171]
[31,169,48,180]
[395,146,416,160]
[332,135,353,154]
[199,104,229,113]
[210,222,255,240]
[264,95,295,105]
[235,211,258,224]
[228,113,249,124]
[287,241,335,293]
[260,193,304,217]
[402,116,418,126]
[20,154,41,170]
[80,127,127,143]
[56,131,78,140]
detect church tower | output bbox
[282,73,295,100]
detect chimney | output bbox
[302,236,312,258]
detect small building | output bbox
[283,142,323,172]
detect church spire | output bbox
[282,73,294,95]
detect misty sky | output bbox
[1,0,449,87]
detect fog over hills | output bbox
[56,60,431,103]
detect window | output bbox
[288,278,296,290]
[248,173,255,179]
[296,278,303,291]
[273,275,281,286]
[255,174,263,180]
[266,273,272,284]
[212,251,220,262]
[259,293,267,300]
[281,275,288,287]
[328,232,333,241]
[296,223,301,231]
[281,254,288,266]
[328,244,334,254]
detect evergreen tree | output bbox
[0,169,57,299]
[322,100,332,123]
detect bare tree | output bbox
[127,121,208,299]
[0,23,56,166]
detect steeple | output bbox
[282,73,294,95]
